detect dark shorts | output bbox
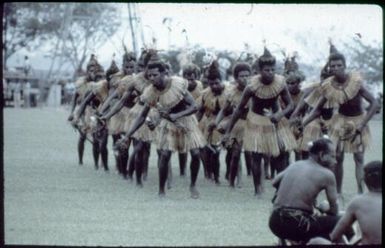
[268,206,340,242]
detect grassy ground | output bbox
[3,107,383,246]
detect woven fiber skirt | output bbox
[200,115,222,145]
[156,115,206,153]
[328,113,370,153]
[74,105,94,134]
[217,116,245,147]
[108,106,130,135]
[243,111,297,157]
[297,118,323,151]
[122,103,154,142]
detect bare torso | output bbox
[351,192,382,245]
[274,160,335,212]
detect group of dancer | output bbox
[66,40,382,244]
[67,41,379,201]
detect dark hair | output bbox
[285,71,305,84]
[309,137,333,155]
[233,62,251,79]
[183,63,200,78]
[146,60,166,73]
[328,53,346,67]
[207,60,221,80]
[258,56,276,70]
[106,62,119,81]
[364,161,382,189]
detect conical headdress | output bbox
[206,60,221,80]
[87,54,99,71]
[329,39,340,56]
[106,53,119,79]
[258,46,276,68]
[122,43,136,65]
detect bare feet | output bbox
[158,191,166,198]
[190,186,199,199]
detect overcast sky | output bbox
[8,3,383,71]
[97,3,382,64]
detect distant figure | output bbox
[14,81,22,108]
[23,81,31,108]
[330,160,382,245]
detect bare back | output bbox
[351,193,382,244]
[274,160,336,212]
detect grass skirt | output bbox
[156,115,206,153]
[125,103,154,142]
[200,115,222,145]
[108,106,130,135]
[328,113,370,153]
[74,105,94,134]
[297,118,323,151]
[243,111,297,156]
[218,116,245,147]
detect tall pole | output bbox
[127,3,137,57]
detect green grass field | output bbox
[3,107,383,246]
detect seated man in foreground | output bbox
[330,160,382,245]
[269,137,353,243]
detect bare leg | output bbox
[353,152,364,194]
[236,159,243,188]
[301,151,309,160]
[211,146,221,184]
[272,152,290,174]
[112,134,121,173]
[142,142,150,180]
[100,129,109,171]
[335,150,344,195]
[127,139,139,181]
[167,159,173,189]
[225,148,231,180]
[244,151,252,176]
[200,147,211,179]
[178,152,187,176]
[251,152,263,196]
[229,142,241,188]
[78,133,86,165]
[134,141,144,187]
[120,142,129,178]
[189,149,200,198]
[92,133,100,169]
[263,155,272,179]
[158,150,172,196]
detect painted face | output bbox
[208,78,222,95]
[286,78,301,95]
[320,143,337,169]
[123,61,136,75]
[260,65,275,84]
[147,67,165,89]
[329,59,346,79]
[236,70,251,89]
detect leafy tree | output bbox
[342,38,383,86]
[2,3,55,69]
[3,3,121,79]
